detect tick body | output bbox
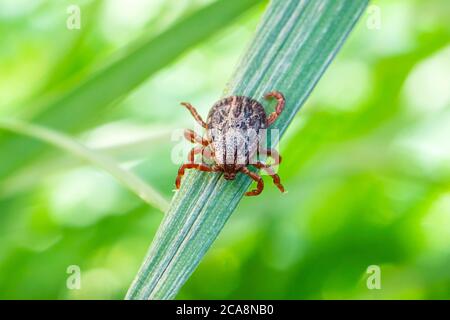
[176,91,286,196]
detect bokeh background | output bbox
[0,0,449,299]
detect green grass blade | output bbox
[0,0,262,181]
[0,119,169,212]
[1,126,175,197]
[126,0,369,300]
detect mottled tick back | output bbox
[176,91,286,196]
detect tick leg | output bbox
[181,102,208,128]
[188,146,214,163]
[184,129,209,146]
[258,148,282,166]
[188,146,202,163]
[265,91,285,126]
[253,162,285,193]
[241,167,264,196]
[175,163,215,189]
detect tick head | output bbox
[223,172,236,180]
[223,164,237,180]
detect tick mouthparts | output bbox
[223,173,235,180]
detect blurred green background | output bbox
[0,0,449,299]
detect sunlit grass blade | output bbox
[126,0,369,300]
[0,119,169,212]
[1,125,175,197]
[0,0,263,181]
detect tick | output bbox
[175,91,286,196]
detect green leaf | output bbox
[0,0,263,181]
[0,119,169,212]
[126,0,369,300]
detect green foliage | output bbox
[0,0,262,181]
[0,0,449,300]
[0,119,168,212]
[126,0,369,300]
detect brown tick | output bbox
[175,91,286,196]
